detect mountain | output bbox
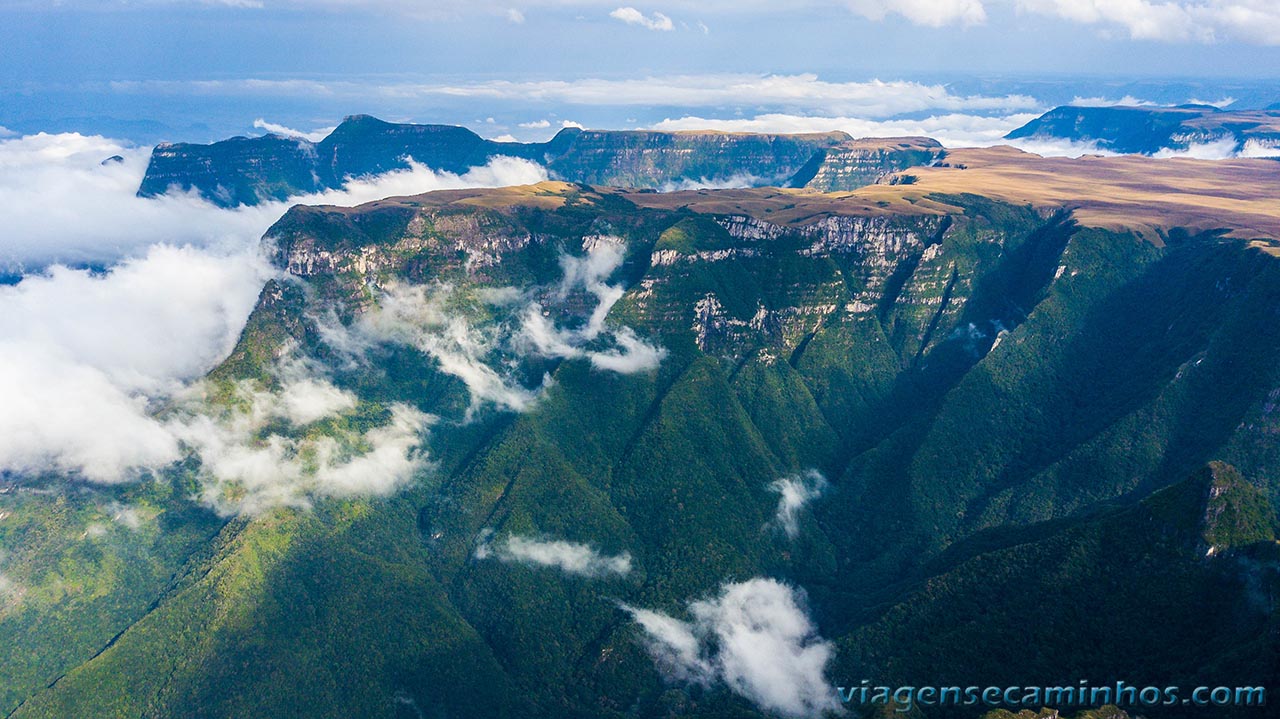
[136,115,943,206]
[1006,105,1280,155]
[5,147,1280,718]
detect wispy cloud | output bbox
[169,373,431,516]
[625,578,839,718]
[769,469,828,539]
[252,118,336,142]
[475,530,633,576]
[1015,0,1280,45]
[328,239,665,416]
[848,0,986,27]
[0,131,559,507]
[609,6,674,30]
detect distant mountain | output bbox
[136,115,944,206]
[1006,105,1280,155]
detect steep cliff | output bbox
[1006,104,1280,155]
[137,116,945,206]
[10,179,1280,718]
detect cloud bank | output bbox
[0,129,551,511]
[625,578,839,718]
[475,530,633,576]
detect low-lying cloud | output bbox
[625,578,839,718]
[769,469,828,539]
[168,373,431,515]
[475,530,633,577]
[326,239,666,415]
[253,118,337,142]
[649,111,1040,149]
[0,131,547,269]
[0,129,550,510]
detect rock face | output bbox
[797,137,944,191]
[137,115,942,206]
[10,181,1280,719]
[1006,104,1280,155]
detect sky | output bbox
[3,1,1280,142]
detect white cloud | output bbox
[609,6,675,30]
[350,283,543,414]
[0,126,15,138]
[506,7,525,22]
[519,119,552,128]
[517,239,667,373]
[1067,94,1159,107]
[0,245,269,482]
[252,118,336,142]
[169,380,430,516]
[769,469,828,539]
[0,130,553,498]
[335,240,665,416]
[1015,0,1280,45]
[847,0,986,27]
[1152,137,1241,159]
[649,111,1040,148]
[1239,138,1280,158]
[626,578,839,718]
[475,530,633,576]
[108,75,1038,119]
[1186,96,1237,108]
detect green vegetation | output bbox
[6,186,1280,718]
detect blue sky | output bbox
[3,1,1280,142]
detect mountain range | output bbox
[138,114,943,207]
[2,120,1279,718]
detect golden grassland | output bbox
[310,147,1280,251]
[631,146,1280,248]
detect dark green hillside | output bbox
[7,182,1280,718]
[838,462,1280,718]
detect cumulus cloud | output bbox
[625,578,839,718]
[475,530,633,576]
[519,119,552,128]
[769,469,828,539]
[505,7,525,22]
[517,239,666,372]
[847,0,986,27]
[1015,0,1280,45]
[252,118,336,142]
[1067,94,1159,107]
[610,6,674,30]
